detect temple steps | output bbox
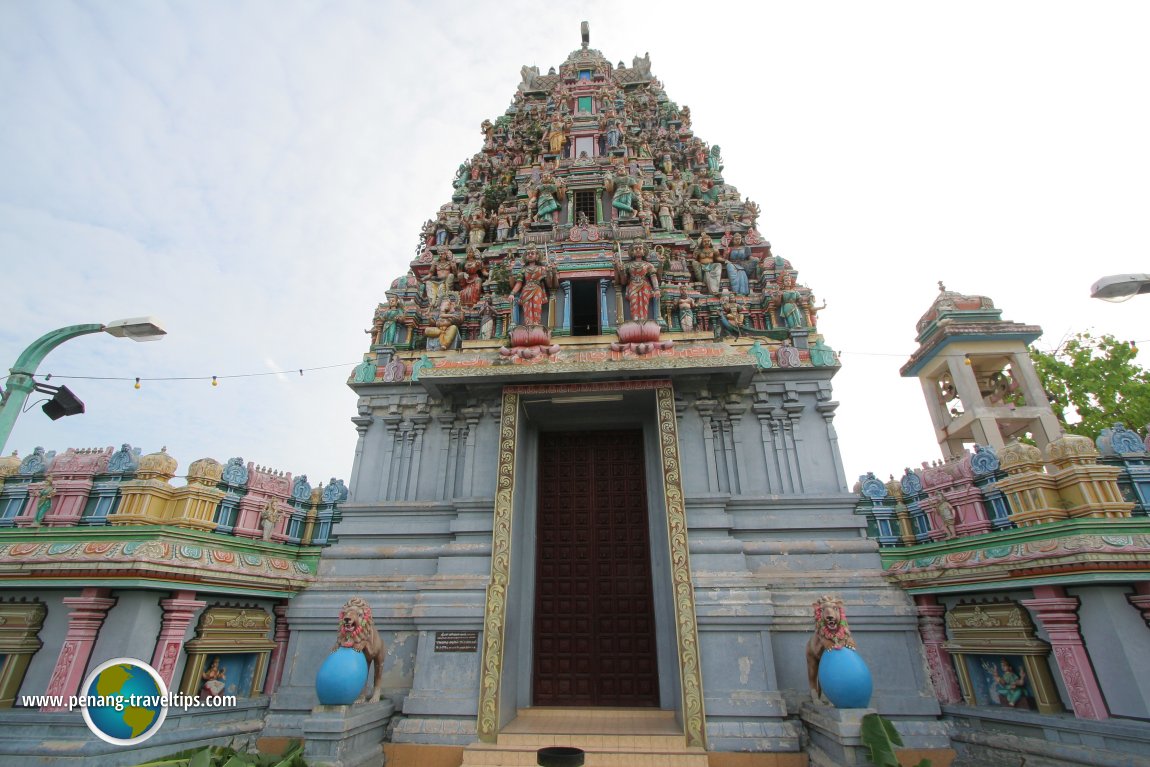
[460,708,709,767]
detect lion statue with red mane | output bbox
[806,595,857,703]
[333,597,385,704]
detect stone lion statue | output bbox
[806,595,857,703]
[333,597,385,704]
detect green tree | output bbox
[1031,332,1150,438]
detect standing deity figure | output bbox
[708,144,724,178]
[657,193,675,231]
[475,296,496,340]
[467,209,489,246]
[457,246,489,307]
[423,248,458,306]
[770,272,807,329]
[605,162,640,221]
[600,110,623,150]
[545,116,568,156]
[615,241,660,322]
[677,289,696,332]
[724,232,752,295]
[933,492,957,539]
[368,296,404,347]
[510,248,556,326]
[32,477,55,526]
[260,499,282,541]
[532,173,565,223]
[692,233,725,295]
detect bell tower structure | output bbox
[902,283,1063,459]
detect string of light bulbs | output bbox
[1,339,1142,391]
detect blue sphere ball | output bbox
[818,647,873,708]
[316,647,368,705]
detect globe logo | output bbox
[79,658,169,745]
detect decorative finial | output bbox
[581,21,589,48]
[938,280,946,292]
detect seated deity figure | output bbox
[423,248,457,306]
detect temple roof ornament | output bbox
[360,27,837,383]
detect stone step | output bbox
[461,741,710,767]
[496,732,688,749]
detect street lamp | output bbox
[1090,274,1150,302]
[0,317,166,453]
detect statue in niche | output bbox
[32,477,55,526]
[423,248,457,306]
[457,247,489,307]
[933,492,957,539]
[531,172,565,223]
[691,233,724,295]
[510,248,556,326]
[724,231,752,295]
[475,296,496,340]
[544,116,568,156]
[708,145,724,179]
[467,209,489,246]
[721,290,745,329]
[199,657,227,699]
[615,241,660,322]
[600,109,623,151]
[425,294,463,351]
[982,657,1028,707]
[677,289,696,332]
[605,161,640,220]
[657,193,675,231]
[259,498,282,541]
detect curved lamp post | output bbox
[1090,274,1150,302]
[0,317,166,453]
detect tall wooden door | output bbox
[533,429,659,707]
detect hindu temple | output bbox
[261,24,949,767]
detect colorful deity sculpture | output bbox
[510,248,556,326]
[615,241,661,322]
[457,247,488,307]
[606,161,641,220]
[532,173,565,223]
[692,233,724,295]
[423,248,457,306]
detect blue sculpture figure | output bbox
[724,232,752,295]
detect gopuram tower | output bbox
[265,25,949,767]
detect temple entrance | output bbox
[532,429,659,707]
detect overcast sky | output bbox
[2,1,1149,490]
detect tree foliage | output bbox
[1031,332,1150,438]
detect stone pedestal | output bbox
[302,700,394,767]
[800,703,877,767]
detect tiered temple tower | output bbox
[265,27,948,766]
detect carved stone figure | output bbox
[605,162,640,220]
[692,233,724,294]
[333,597,385,704]
[724,232,751,295]
[806,595,858,703]
[425,295,463,350]
[259,498,282,541]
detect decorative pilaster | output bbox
[560,280,572,332]
[1127,582,1150,630]
[42,588,117,710]
[914,596,962,704]
[151,590,206,687]
[264,603,291,694]
[598,278,613,332]
[1021,586,1109,719]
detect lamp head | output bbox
[1090,274,1150,303]
[104,316,166,341]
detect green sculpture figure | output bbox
[984,658,1027,706]
[32,477,54,526]
[771,273,807,329]
[605,162,640,220]
[532,172,565,223]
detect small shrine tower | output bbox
[901,283,1062,458]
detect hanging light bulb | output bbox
[212,376,218,387]
[134,377,141,390]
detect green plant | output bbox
[859,713,930,767]
[132,741,307,767]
